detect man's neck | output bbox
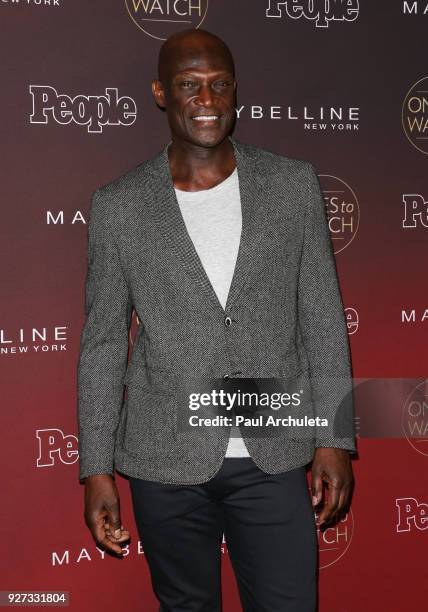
[167,136,236,192]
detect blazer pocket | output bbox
[124,363,177,397]
[123,389,178,457]
[122,364,178,455]
[279,349,310,379]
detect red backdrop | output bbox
[1,2,427,610]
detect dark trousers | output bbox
[129,457,318,612]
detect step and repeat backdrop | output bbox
[1,2,427,611]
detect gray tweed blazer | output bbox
[77,135,357,484]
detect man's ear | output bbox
[152,79,166,109]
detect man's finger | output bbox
[105,526,131,542]
[97,534,125,556]
[334,484,352,522]
[310,473,323,507]
[105,521,126,535]
[318,482,341,525]
[106,505,123,539]
[88,513,109,547]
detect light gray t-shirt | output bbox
[174,167,250,457]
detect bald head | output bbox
[152,28,237,149]
[157,28,234,84]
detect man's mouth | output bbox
[191,115,221,122]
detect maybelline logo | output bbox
[125,0,209,40]
[50,536,225,564]
[403,1,428,15]
[46,211,87,225]
[37,429,78,467]
[29,86,137,134]
[266,0,359,28]
[236,105,359,132]
[401,309,428,323]
[1,326,68,355]
[402,194,428,228]
[396,497,428,532]
[51,542,147,565]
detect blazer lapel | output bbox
[142,135,269,314]
[224,138,269,312]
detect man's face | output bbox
[152,45,236,149]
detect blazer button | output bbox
[223,371,242,380]
[224,316,232,326]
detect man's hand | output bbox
[310,447,354,528]
[83,474,130,557]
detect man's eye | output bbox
[181,81,196,88]
[215,81,230,88]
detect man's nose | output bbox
[195,84,215,106]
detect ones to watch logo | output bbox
[318,174,360,254]
[29,85,137,134]
[125,0,209,40]
[402,76,428,155]
[266,0,359,28]
[401,380,428,456]
[317,506,354,568]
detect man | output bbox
[77,28,356,611]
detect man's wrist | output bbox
[314,446,355,456]
[80,472,115,483]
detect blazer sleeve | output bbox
[297,163,357,453]
[77,188,133,481]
